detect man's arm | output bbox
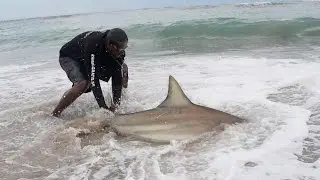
[111,50,126,109]
[92,80,108,109]
[112,65,123,109]
[83,33,109,109]
[90,54,108,109]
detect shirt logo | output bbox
[91,54,95,87]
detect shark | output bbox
[109,75,244,143]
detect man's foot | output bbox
[50,111,61,117]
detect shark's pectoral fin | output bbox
[157,75,193,108]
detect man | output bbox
[51,28,129,117]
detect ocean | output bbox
[1,1,320,179]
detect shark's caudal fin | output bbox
[158,75,193,108]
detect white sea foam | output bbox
[1,3,320,179]
[0,53,317,179]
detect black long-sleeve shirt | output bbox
[59,31,124,108]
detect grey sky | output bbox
[0,0,276,20]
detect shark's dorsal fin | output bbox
[158,75,193,108]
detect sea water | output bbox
[0,1,320,179]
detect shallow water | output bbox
[1,1,320,179]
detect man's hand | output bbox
[101,104,116,113]
[108,105,116,112]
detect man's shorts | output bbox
[59,56,129,90]
[59,57,87,84]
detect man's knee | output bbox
[74,80,90,92]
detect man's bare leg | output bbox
[51,80,89,117]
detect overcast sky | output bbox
[0,0,277,20]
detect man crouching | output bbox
[52,28,129,117]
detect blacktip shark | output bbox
[109,75,244,143]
